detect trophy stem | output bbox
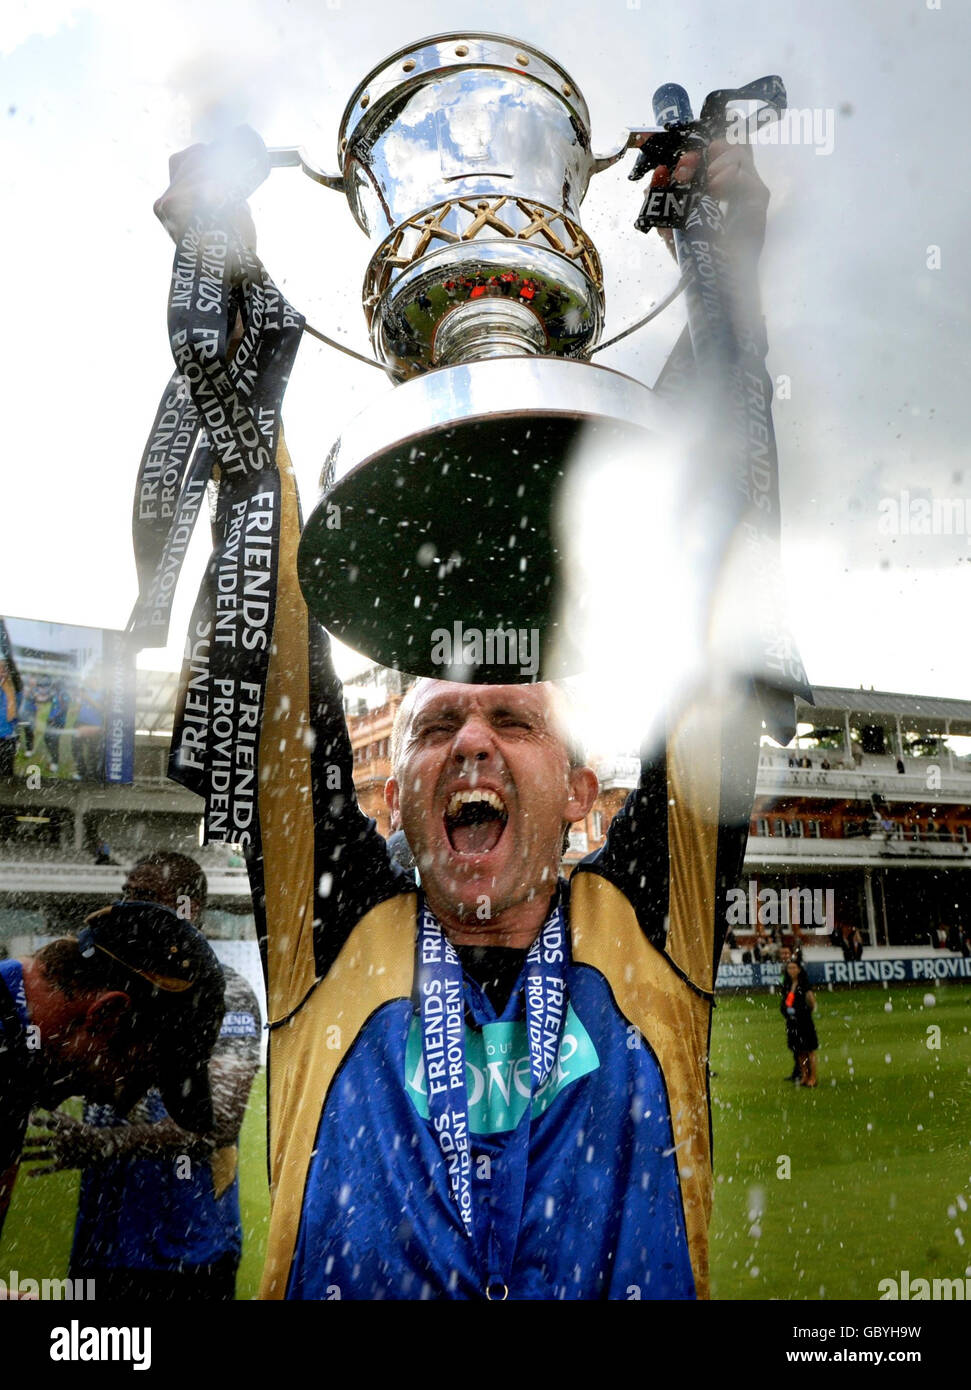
[433,300,547,365]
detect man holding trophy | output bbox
[137,35,806,1300]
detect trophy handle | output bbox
[591,129,663,175]
[264,147,385,370]
[267,146,344,193]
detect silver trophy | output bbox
[272,33,677,680]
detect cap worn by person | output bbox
[77,901,225,1132]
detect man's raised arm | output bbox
[149,130,405,1027]
[575,135,787,995]
[575,689,762,995]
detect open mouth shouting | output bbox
[443,788,509,857]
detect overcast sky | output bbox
[2,0,969,726]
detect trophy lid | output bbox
[338,32,592,163]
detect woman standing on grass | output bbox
[781,960,819,1087]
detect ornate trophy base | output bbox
[298,357,674,682]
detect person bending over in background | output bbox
[25,853,261,1301]
[1,900,224,1243]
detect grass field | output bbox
[1,1076,272,1302]
[709,980,971,1299]
[3,983,969,1300]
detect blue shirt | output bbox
[0,959,32,1239]
[288,951,694,1300]
[70,964,260,1273]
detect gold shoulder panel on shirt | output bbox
[210,1144,238,1201]
[664,699,723,995]
[260,891,418,1300]
[258,434,321,1021]
[570,871,714,1299]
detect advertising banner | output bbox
[716,954,971,991]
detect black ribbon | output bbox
[141,212,303,843]
[128,371,204,647]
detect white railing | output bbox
[594,752,971,798]
[755,764,971,798]
[745,835,971,866]
[0,859,251,895]
[593,756,640,788]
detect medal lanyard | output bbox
[417,900,568,1297]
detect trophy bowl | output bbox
[298,356,674,682]
[337,31,606,379]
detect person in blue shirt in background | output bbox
[1,900,224,1245]
[0,659,20,779]
[71,678,105,783]
[25,852,261,1301]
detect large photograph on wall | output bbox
[0,616,135,785]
